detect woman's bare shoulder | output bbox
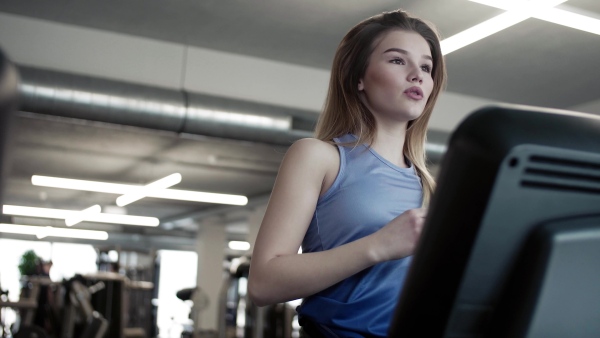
[287,138,338,159]
[287,138,340,193]
[284,138,339,172]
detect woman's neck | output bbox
[371,124,409,168]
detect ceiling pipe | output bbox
[17,66,316,146]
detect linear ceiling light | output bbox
[535,8,600,35]
[228,241,251,251]
[116,173,181,207]
[32,175,248,206]
[3,205,159,227]
[65,204,101,227]
[0,223,109,240]
[471,0,600,35]
[442,0,567,54]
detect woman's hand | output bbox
[369,208,427,262]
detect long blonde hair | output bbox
[315,9,447,206]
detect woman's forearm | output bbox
[248,233,379,306]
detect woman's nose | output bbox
[408,67,423,83]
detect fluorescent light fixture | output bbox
[3,205,159,227]
[116,173,182,207]
[442,0,567,54]
[536,8,600,35]
[152,189,247,205]
[471,0,600,35]
[441,12,531,55]
[228,241,251,251]
[65,204,101,227]
[32,175,248,206]
[0,223,108,240]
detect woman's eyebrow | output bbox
[383,48,432,61]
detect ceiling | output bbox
[1,0,599,108]
[0,0,599,251]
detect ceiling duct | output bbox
[17,66,316,146]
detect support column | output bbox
[245,203,267,338]
[194,217,227,337]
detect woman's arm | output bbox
[247,138,425,306]
[248,138,377,306]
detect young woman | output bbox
[248,9,447,337]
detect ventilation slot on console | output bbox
[520,155,600,195]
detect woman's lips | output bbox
[404,86,423,100]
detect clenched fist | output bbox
[370,208,427,262]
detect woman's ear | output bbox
[358,79,364,91]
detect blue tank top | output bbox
[297,134,423,337]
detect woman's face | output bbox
[358,30,434,125]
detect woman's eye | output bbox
[390,58,405,65]
[421,65,432,73]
